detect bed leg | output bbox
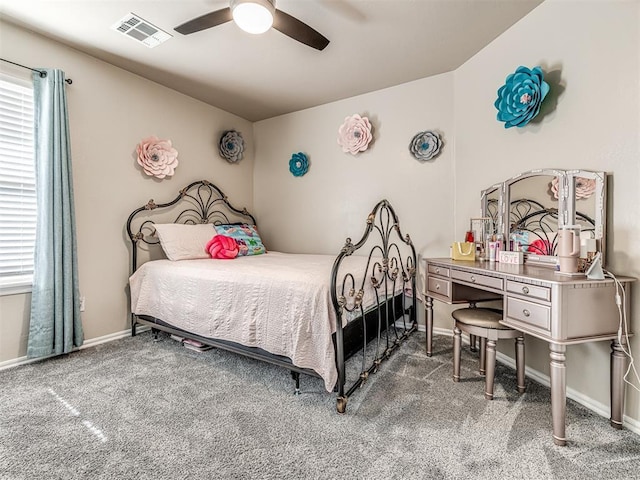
[151,328,160,342]
[334,319,347,412]
[336,396,348,414]
[291,371,301,395]
[131,314,137,337]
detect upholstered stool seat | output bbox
[452,307,526,400]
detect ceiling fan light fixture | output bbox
[231,0,275,35]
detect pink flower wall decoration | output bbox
[337,114,373,155]
[136,136,179,179]
[574,177,597,199]
[550,177,561,199]
[550,176,596,200]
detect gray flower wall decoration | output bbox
[219,130,245,163]
[409,131,442,161]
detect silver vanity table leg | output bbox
[425,296,433,357]
[516,336,526,394]
[549,343,567,446]
[610,338,627,429]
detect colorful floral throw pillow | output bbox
[214,224,266,256]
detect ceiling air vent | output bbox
[111,13,171,48]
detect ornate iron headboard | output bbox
[486,202,500,235]
[126,180,256,274]
[508,198,595,256]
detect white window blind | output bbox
[0,73,36,293]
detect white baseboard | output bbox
[426,325,640,436]
[81,326,149,349]
[0,326,148,372]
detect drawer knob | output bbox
[522,286,529,294]
[523,309,531,317]
[435,284,440,290]
[435,268,440,274]
[470,275,476,282]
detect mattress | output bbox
[129,251,389,391]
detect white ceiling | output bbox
[0,0,543,121]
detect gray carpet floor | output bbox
[1,331,639,480]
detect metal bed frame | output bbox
[126,180,417,413]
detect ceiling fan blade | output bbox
[273,10,329,51]
[174,8,233,35]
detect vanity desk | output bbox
[424,257,634,446]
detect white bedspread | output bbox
[129,252,380,391]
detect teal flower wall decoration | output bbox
[495,66,550,128]
[289,152,309,177]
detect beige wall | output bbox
[254,0,639,425]
[253,73,455,259]
[454,0,639,426]
[252,69,457,360]
[0,21,254,362]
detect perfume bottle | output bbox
[485,234,492,260]
[465,230,475,243]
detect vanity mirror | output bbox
[475,184,503,260]
[481,169,607,268]
[480,183,502,237]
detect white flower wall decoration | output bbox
[337,114,373,155]
[550,176,596,200]
[136,136,178,179]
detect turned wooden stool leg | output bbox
[469,334,478,352]
[485,339,497,400]
[453,326,462,382]
[516,336,526,393]
[479,337,487,375]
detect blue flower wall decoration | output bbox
[219,130,245,163]
[289,152,309,177]
[409,131,442,161]
[495,66,550,128]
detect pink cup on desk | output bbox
[558,227,580,273]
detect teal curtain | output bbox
[27,69,83,358]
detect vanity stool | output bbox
[452,307,526,400]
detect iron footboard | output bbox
[330,199,417,413]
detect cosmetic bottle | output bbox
[488,241,498,262]
[485,234,492,262]
[495,234,503,261]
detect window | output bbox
[0,73,36,295]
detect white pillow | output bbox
[154,223,216,261]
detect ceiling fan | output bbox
[174,0,330,51]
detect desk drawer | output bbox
[428,264,450,278]
[506,280,551,301]
[451,270,503,290]
[428,277,451,299]
[506,297,550,331]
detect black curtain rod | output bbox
[0,58,73,84]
